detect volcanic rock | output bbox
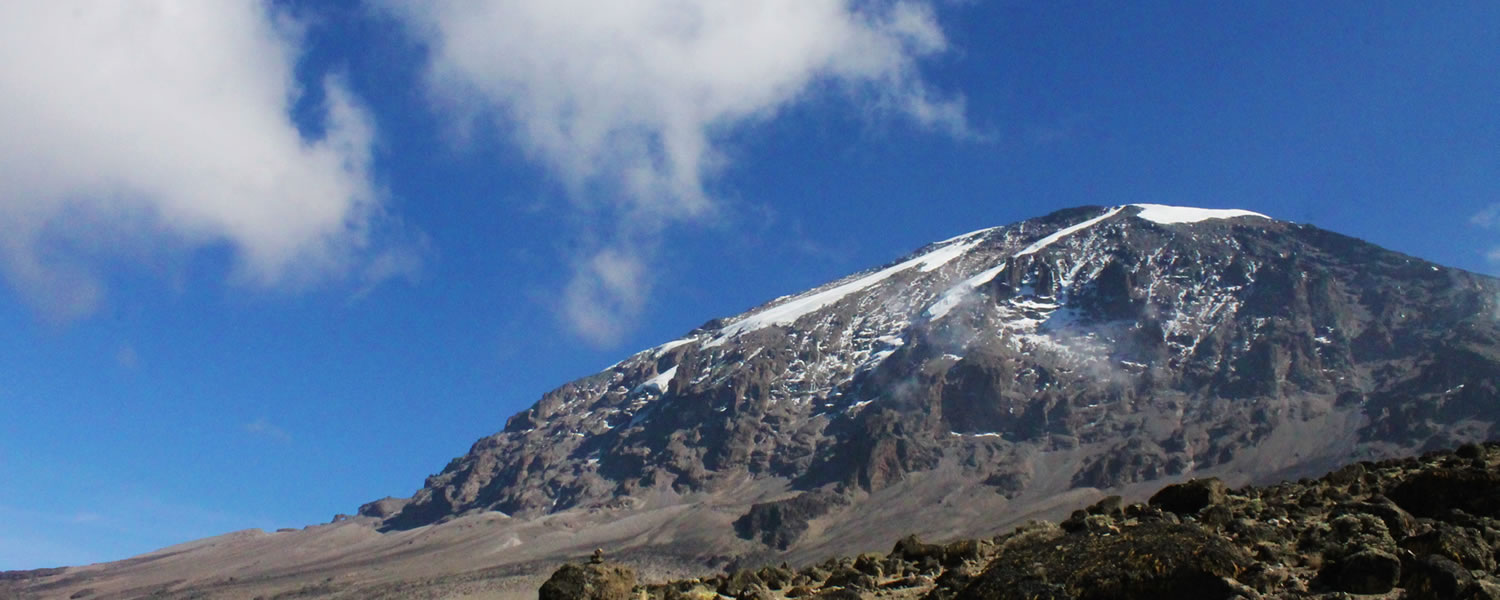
[1148,477,1228,515]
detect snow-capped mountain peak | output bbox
[373,204,1500,565]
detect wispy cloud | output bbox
[1471,204,1500,265]
[115,344,140,370]
[244,418,292,443]
[385,0,969,345]
[0,2,406,322]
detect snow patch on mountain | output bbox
[1016,206,1126,257]
[645,366,677,392]
[653,338,696,357]
[926,262,1008,320]
[704,233,990,347]
[1131,204,1269,224]
[929,206,1127,321]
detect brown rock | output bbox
[955,522,1249,600]
[539,562,637,600]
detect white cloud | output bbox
[386,0,967,344]
[1473,204,1500,229]
[0,1,390,321]
[244,417,292,443]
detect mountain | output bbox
[9,204,1500,600]
[372,204,1500,553]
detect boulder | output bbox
[852,553,884,577]
[955,522,1249,600]
[755,565,794,590]
[1387,468,1500,518]
[824,567,877,591]
[813,588,866,600]
[1400,525,1496,571]
[1334,549,1400,594]
[719,569,765,597]
[539,562,637,600]
[1148,478,1227,515]
[893,534,945,564]
[942,539,989,567]
[1334,495,1416,540]
[1401,554,1478,600]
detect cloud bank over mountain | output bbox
[387,0,967,344]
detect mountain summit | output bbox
[16,204,1500,599]
[371,203,1500,559]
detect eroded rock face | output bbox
[734,491,850,550]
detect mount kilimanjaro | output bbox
[10,204,1500,599]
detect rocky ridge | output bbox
[549,441,1500,600]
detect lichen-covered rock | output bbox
[954,522,1249,600]
[823,567,876,591]
[1401,524,1497,571]
[1334,549,1400,594]
[1334,495,1416,540]
[852,553,884,577]
[812,588,865,600]
[1402,554,1479,600]
[718,569,765,597]
[1304,513,1395,564]
[539,562,637,600]
[755,565,794,590]
[941,539,989,567]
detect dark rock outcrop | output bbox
[1148,478,1227,515]
[734,490,849,550]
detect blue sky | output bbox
[2,1,1498,569]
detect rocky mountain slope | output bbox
[376,203,1500,554]
[6,204,1499,600]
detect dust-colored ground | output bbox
[0,413,1373,600]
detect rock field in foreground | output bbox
[546,441,1500,600]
